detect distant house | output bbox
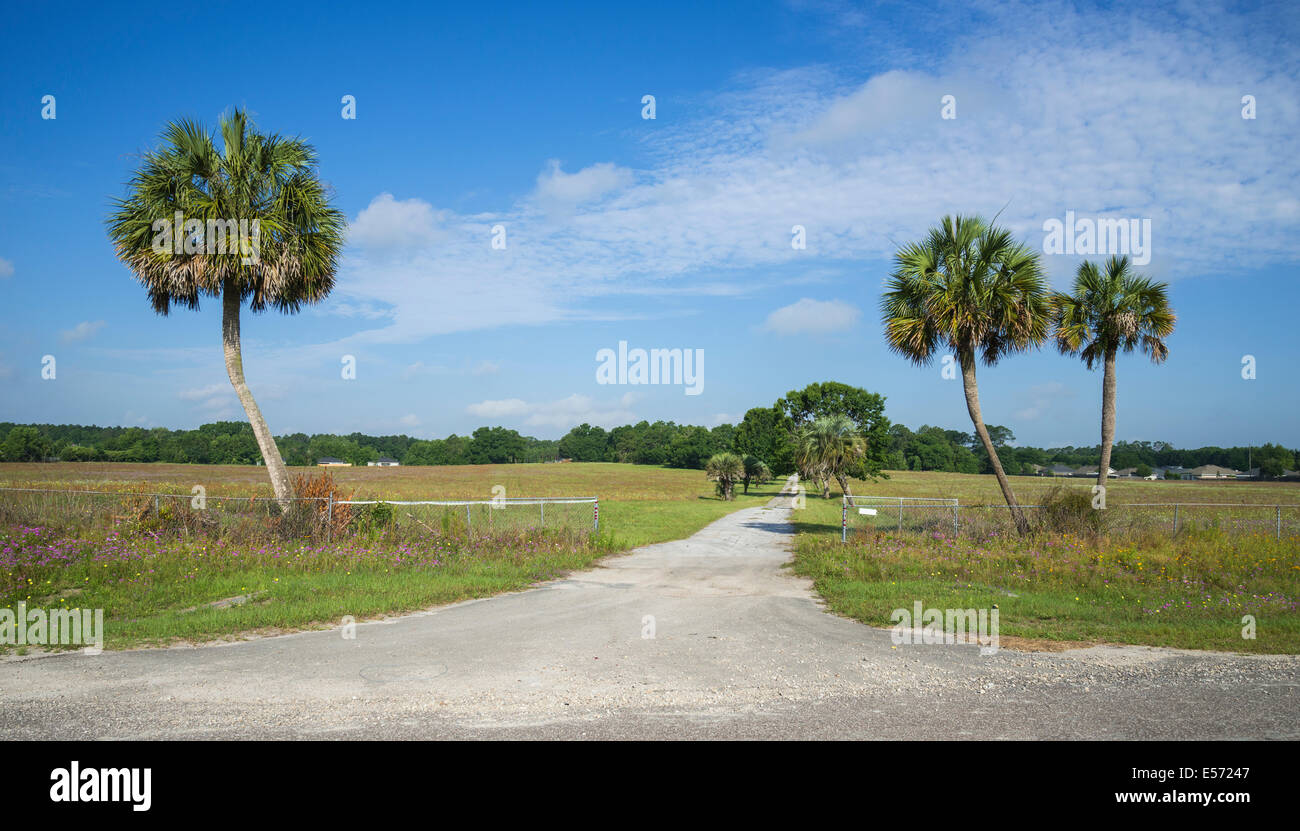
[1153,465,1191,480]
[1186,464,1240,479]
[1237,468,1259,480]
[1113,467,1138,478]
[1073,465,1117,478]
[367,457,400,467]
[1042,464,1075,477]
[317,457,351,467]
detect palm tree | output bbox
[741,455,772,494]
[706,453,745,500]
[881,215,1049,534]
[107,110,346,503]
[794,415,865,499]
[1051,256,1175,491]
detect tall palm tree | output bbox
[794,415,866,499]
[881,215,1049,534]
[1051,256,1175,491]
[107,110,345,503]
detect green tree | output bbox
[882,215,1049,534]
[734,406,795,475]
[3,426,51,462]
[106,109,346,502]
[469,426,526,464]
[557,424,610,462]
[778,382,890,479]
[1052,256,1176,491]
[665,426,714,469]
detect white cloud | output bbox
[0,257,13,278]
[177,383,237,419]
[399,413,421,427]
[470,360,501,376]
[178,383,228,401]
[59,320,106,343]
[1015,381,1075,422]
[534,160,633,208]
[762,298,860,335]
[465,393,635,432]
[348,193,447,250]
[402,361,446,379]
[465,398,529,419]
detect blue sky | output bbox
[1,0,1297,448]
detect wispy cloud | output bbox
[762,298,860,335]
[466,392,637,431]
[1015,381,1075,422]
[59,320,105,343]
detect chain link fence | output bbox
[0,487,598,543]
[843,495,1300,541]
[335,497,599,538]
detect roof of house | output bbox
[375,457,398,463]
[1187,464,1239,475]
[317,457,346,463]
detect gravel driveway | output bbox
[2,496,1297,739]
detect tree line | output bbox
[4,382,1291,476]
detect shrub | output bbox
[1037,484,1107,537]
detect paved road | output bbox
[2,496,1297,739]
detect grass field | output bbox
[0,462,782,651]
[4,462,1297,654]
[790,471,1300,653]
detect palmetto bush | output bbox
[706,452,745,500]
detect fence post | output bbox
[326,495,333,543]
[154,495,159,515]
[594,499,599,531]
[1173,504,1179,536]
[953,504,959,538]
[540,501,545,527]
[841,499,847,543]
[898,498,903,532]
[466,503,472,532]
[1277,506,1282,540]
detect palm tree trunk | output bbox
[836,473,852,498]
[1097,349,1117,492]
[222,279,293,504]
[960,352,1028,535]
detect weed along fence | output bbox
[842,495,1300,541]
[0,487,598,543]
[332,497,599,539]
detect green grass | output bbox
[790,489,1300,653]
[0,463,784,651]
